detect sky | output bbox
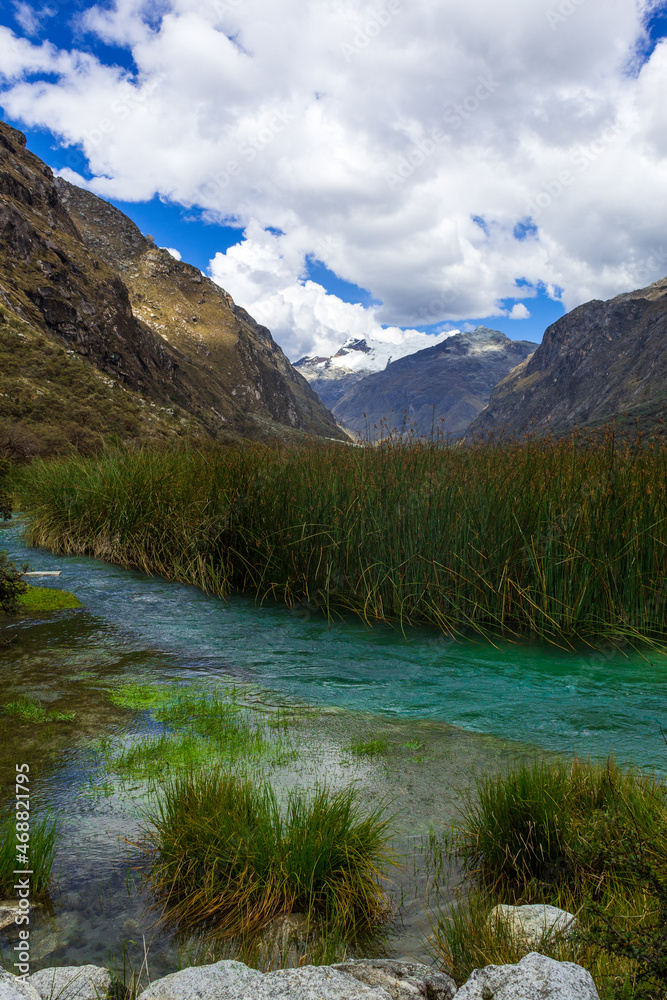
[1,0,667,362]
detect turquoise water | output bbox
[2,520,666,772]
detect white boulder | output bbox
[332,959,456,999]
[28,965,111,1000]
[138,960,263,999]
[489,905,578,949]
[138,959,393,999]
[0,969,41,1000]
[456,952,599,1000]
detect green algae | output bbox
[18,584,82,611]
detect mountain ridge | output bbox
[294,330,455,409]
[0,119,344,453]
[467,279,667,439]
[331,326,538,439]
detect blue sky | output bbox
[1,0,666,359]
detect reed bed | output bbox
[13,431,667,644]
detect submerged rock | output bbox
[455,952,598,1000]
[0,969,41,1000]
[488,904,578,949]
[28,965,111,1000]
[0,902,20,931]
[332,959,456,999]
[138,959,392,999]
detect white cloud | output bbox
[209,222,454,359]
[508,303,530,320]
[163,246,182,260]
[13,3,41,36]
[1,0,666,355]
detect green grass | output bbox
[0,810,59,896]
[348,737,389,757]
[98,683,293,780]
[13,433,667,646]
[457,756,667,893]
[139,769,394,939]
[3,696,75,723]
[17,584,82,611]
[107,682,173,712]
[432,755,667,998]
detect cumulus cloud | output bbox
[209,223,452,359]
[163,246,182,260]
[508,303,530,320]
[1,0,666,353]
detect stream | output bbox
[0,519,665,979]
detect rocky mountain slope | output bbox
[0,119,343,454]
[294,331,454,409]
[331,327,537,439]
[467,279,667,439]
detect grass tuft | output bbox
[17,584,81,611]
[433,755,667,998]
[98,683,293,780]
[348,737,389,757]
[139,769,394,939]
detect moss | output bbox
[18,584,82,611]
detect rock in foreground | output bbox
[28,965,111,1000]
[455,952,599,1000]
[333,958,456,999]
[0,969,40,1000]
[137,960,392,999]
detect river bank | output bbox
[13,436,667,646]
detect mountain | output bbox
[0,120,343,456]
[331,327,538,439]
[293,331,455,409]
[467,279,667,439]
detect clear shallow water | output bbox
[2,521,666,772]
[0,518,665,976]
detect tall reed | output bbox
[14,431,667,644]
